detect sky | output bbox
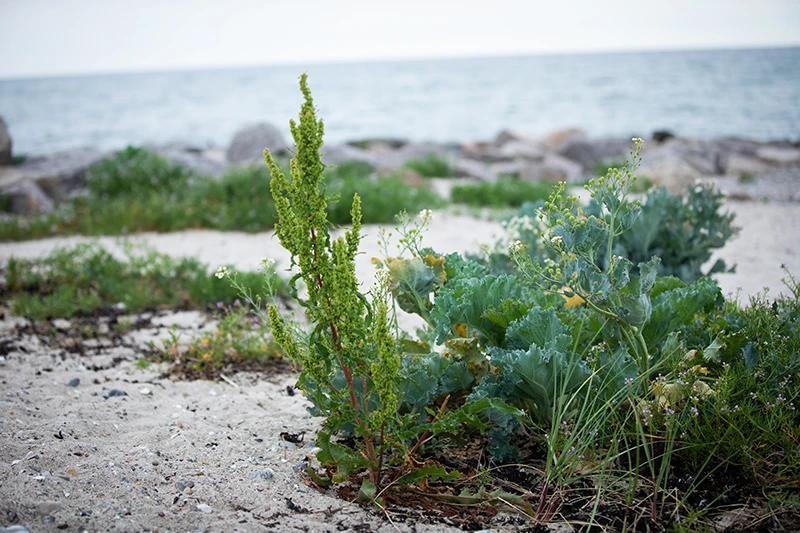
[1,0,799,78]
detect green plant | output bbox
[404,154,451,177]
[450,177,551,208]
[156,300,283,377]
[4,242,285,320]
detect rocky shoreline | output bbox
[1,117,799,216]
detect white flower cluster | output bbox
[215,266,230,279]
[260,257,276,269]
[418,209,434,223]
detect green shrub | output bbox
[450,177,551,208]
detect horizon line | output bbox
[1,42,798,82]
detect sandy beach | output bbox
[0,199,798,532]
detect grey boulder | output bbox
[227,122,288,164]
[0,116,11,165]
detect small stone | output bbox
[139,387,152,395]
[151,458,160,466]
[56,524,68,530]
[196,503,212,513]
[250,469,275,481]
[1,526,31,533]
[103,389,127,399]
[175,479,194,491]
[67,378,80,388]
[183,488,193,495]
[36,500,62,515]
[41,516,55,524]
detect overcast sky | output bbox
[1,0,798,78]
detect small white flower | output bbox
[509,240,525,253]
[418,209,433,222]
[260,257,276,269]
[632,137,644,144]
[550,235,563,245]
[215,266,230,279]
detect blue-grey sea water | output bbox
[1,47,799,156]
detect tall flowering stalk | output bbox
[264,74,399,486]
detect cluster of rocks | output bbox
[1,116,798,216]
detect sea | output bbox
[1,47,799,156]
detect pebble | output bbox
[0,527,31,533]
[196,503,213,513]
[250,469,275,481]
[67,378,80,387]
[175,479,194,491]
[104,389,127,399]
[139,387,152,395]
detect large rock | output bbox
[448,156,497,182]
[557,138,631,172]
[540,128,587,151]
[5,180,54,214]
[0,116,11,165]
[5,148,106,201]
[226,122,287,164]
[152,144,225,178]
[498,140,546,160]
[521,154,583,183]
[756,146,800,165]
[321,144,379,168]
[637,154,703,194]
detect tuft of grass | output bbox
[11,154,27,166]
[404,154,451,177]
[4,242,287,320]
[154,301,285,378]
[450,177,551,207]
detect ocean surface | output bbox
[1,47,799,156]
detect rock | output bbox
[227,122,287,164]
[0,116,11,165]
[637,155,702,194]
[489,160,525,178]
[347,138,407,150]
[725,154,774,178]
[321,144,379,168]
[557,138,630,172]
[1,526,31,533]
[5,180,54,214]
[139,387,152,395]
[10,148,106,201]
[652,130,675,143]
[459,142,511,163]
[493,129,528,146]
[196,503,213,513]
[151,310,206,329]
[250,468,275,481]
[498,140,546,160]
[540,128,587,151]
[175,479,195,491]
[449,157,497,182]
[103,389,127,399]
[521,154,583,183]
[35,500,62,515]
[67,378,80,388]
[154,144,225,178]
[52,318,71,330]
[756,146,800,165]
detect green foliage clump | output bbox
[4,242,284,320]
[450,177,551,208]
[156,301,284,378]
[404,153,451,177]
[0,148,442,241]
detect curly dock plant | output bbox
[264,75,400,486]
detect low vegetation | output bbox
[3,242,285,320]
[404,153,451,177]
[0,147,443,240]
[450,176,552,207]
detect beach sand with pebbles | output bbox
[0,199,798,533]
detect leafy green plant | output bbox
[450,177,551,208]
[404,154,451,177]
[4,242,285,320]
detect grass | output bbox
[3,241,287,320]
[404,154,451,178]
[154,300,287,378]
[0,147,443,241]
[450,177,551,207]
